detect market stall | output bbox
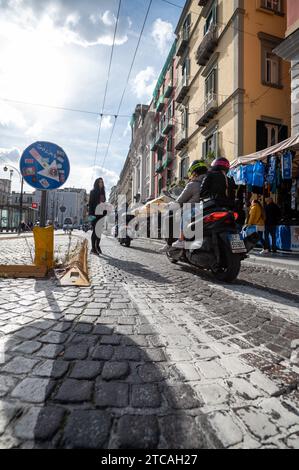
[230,134,299,252]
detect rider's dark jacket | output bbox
[200,169,236,203]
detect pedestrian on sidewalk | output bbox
[263,197,281,254]
[245,197,266,251]
[88,177,106,255]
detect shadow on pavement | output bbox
[1,314,220,449]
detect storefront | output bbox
[230,134,299,252]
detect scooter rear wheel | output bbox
[211,250,241,283]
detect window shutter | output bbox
[279,125,288,142]
[212,132,218,158]
[202,141,206,160]
[186,57,191,77]
[213,3,218,24]
[256,120,268,151]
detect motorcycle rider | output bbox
[161,160,208,251]
[200,157,236,204]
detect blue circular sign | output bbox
[20,141,70,190]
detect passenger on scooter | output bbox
[161,160,208,251]
[200,157,236,205]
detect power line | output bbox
[92,0,122,180]
[100,0,153,169]
[0,97,131,118]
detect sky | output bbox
[0,0,186,196]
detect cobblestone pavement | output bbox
[0,234,80,265]
[0,235,298,449]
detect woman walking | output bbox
[89,177,106,255]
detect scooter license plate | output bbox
[228,234,247,253]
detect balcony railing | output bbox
[155,160,163,173]
[196,24,218,66]
[175,75,189,103]
[162,117,175,135]
[175,127,189,151]
[162,152,173,169]
[150,131,165,151]
[156,94,165,113]
[196,93,219,127]
[164,80,174,98]
[177,28,190,57]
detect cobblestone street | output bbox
[0,234,298,449]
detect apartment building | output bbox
[174,0,291,179]
[275,0,299,135]
[151,41,177,197]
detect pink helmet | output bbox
[211,157,230,171]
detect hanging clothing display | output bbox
[252,161,265,188]
[281,151,292,180]
[267,156,276,185]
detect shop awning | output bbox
[231,133,299,168]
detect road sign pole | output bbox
[40,191,47,228]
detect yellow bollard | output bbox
[33,226,54,270]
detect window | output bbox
[181,57,190,83]
[183,14,191,39]
[265,52,279,85]
[204,2,217,35]
[180,156,189,179]
[205,68,217,103]
[260,0,282,14]
[167,135,173,152]
[202,130,218,160]
[259,32,282,88]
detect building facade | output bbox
[275,0,299,135]
[0,179,11,206]
[35,188,87,226]
[174,0,291,179]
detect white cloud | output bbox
[0,102,26,128]
[68,164,119,194]
[0,146,21,165]
[101,115,113,130]
[132,66,157,100]
[100,11,116,27]
[123,121,131,137]
[25,122,43,138]
[151,18,175,54]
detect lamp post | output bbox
[3,164,24,234]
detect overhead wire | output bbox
[100,0,153,169]
[91,0,122,180]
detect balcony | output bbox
[162,152,173,169]
[162,117,175,135]
[175,127,189,151]
[175,75,189,103]
[156,94,165,113]
[155,160,163,174]
[196,24,218,66]
[196,94,219,127]
[150,131,165,151]
[164,80,174,98]
[177,28,190,57]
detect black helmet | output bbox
[188,160,208,178]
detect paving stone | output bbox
[102,362,129,381]
[62,410,111,449]
[36,344,64,359]
[197,360,228,379]
[227,378,262,400]
[220,357,254,375]
[115,325,134,335]
[142,348,166,362]
[51,323,72,333]
[208,412,244,448]
[39,332,68,344]
[287,433,299,449]
[249,371,280,397]
[117,317,136,325]
[92,345,114,360]
[196,383,229,406]
[137,364,167,383]
[93,325,113,335]
[11,378,55,403]
[69,334,98,347]
[160,414,211,449]
[137,325,156,335]
[73,323,93,334]
[166,349,192,362]
[0,402,19,435]
[14,327,42,340]
[1,356,40,375]
[0,375,18,398]
[70,361,103,379]
[14,406,65,440]
[113,346,140,361]
[63,345,89,360]
[54,379,93,403]
[33,360,69,378]
[100,335,121,345]
[12,341,42,354]
[95,382,129,407]
[131,384,161,408]
[123,335,149,347]
[116,415,158,449]
[236,407,278,440]
[260,398,299,428]
[164,384,202,409]
[173,363,201,382]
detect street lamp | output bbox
[3,164,24,235]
